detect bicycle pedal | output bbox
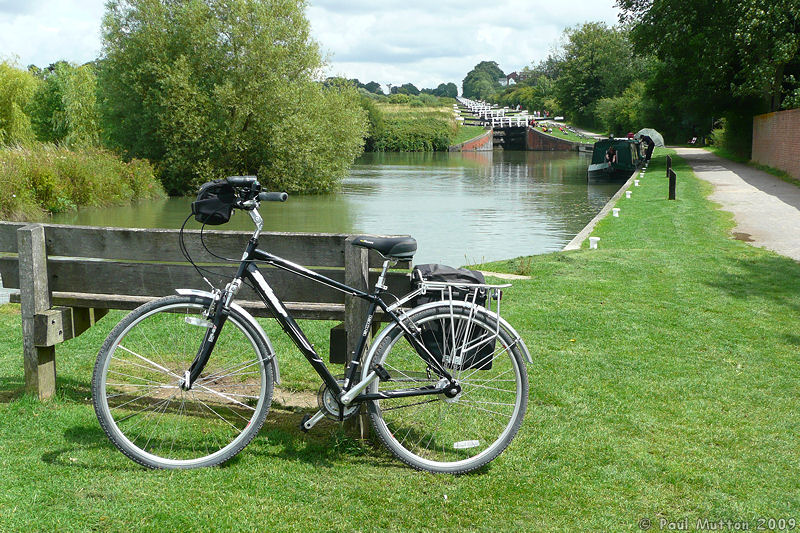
[373,364,391,382]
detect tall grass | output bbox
[0,144,165,220]
[370,104,458,152]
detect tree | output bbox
[618,0,799,113]
[390,83,420,96]
[420,82,457,98]
[462,61,505,99]
[496,75,559,115]
[554,23,641,126]
[0,60,39,146]
[29,61,100,148]
[99,0,366,194]
[617,0,800,151]
[363,81,383,94]
[436,82,458,98]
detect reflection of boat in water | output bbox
[588,138,643,180]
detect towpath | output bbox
[675,147,800,261]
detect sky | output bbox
[0,0,621,92]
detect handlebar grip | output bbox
[226,176,258,187]
[258,192,288,202]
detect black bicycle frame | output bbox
[201,237,456,405]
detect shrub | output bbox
[0,144,165,221]
[372,117,456,152]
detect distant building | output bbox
[499,72,521,87]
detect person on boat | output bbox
[641,135,655,161]
[605,146,618,165]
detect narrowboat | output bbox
[588,138,643,180]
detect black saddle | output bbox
[351,235,417,259]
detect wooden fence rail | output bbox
[0,221,412,399]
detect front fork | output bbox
[180,279,241,390]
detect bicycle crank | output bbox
[319,378,360,421]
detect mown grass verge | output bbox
[451,125,488,146]
[1,149,798,530]
[533,122,595,144]
[0,144,165,221]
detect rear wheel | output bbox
[364,304,528,473]
[92,295,273,469]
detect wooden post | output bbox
[344,237,371,439]
[18,224,56,400]
[668,169,677,200]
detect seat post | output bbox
[374,259,394,292]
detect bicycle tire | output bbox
[92,294,274,469]
[363,303,528,473]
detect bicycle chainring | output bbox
[318,378,360,421]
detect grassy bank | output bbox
[451,125,488,146]
[533,121,595,144]
[371,102,458,152]
[0,144,165,221]
[1,150,799,530]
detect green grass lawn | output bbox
[1,149,799,531]
[533,122,595,144]
[452,125,488,146]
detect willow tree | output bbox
[0,60,39,146]
[29,61,101,148]
[99,0,366,194]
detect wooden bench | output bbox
[0,221,412,399]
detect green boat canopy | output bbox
[635,128,665,147]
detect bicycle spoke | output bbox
[367,304,527,472]
[117,345,182,379]
[95,297,271,467]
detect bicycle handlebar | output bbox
[258,192,288,202]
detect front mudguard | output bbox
[175,289,280,384]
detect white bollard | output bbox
[612,208,620,217]
[634,179,640,187]
[625,190,632,199]
[589,237,600,249]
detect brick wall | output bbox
[752,109,800,180]
[449,129,493,152]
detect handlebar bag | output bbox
[192,179,236,225]
[412,264,493,370]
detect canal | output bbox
[48,151,619,266]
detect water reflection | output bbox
[48,151,619,266]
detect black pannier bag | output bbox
[412,264,494,370]
[191,179,237,225]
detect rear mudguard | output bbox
[175,289,280,384]
[362,299,532,381]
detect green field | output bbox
[1,149,798,531]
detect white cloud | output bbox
[308,0,621,90]
[0,0,105,67]
[0,0,621,91]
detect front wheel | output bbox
[364,303,528,473]
[92,295,274,469]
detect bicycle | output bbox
[92,176,531,473]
